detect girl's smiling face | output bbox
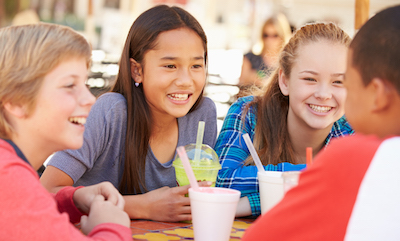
[133,27,206,120]
[279,40,347,132]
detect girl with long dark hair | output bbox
[41,5,217,222]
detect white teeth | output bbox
[309,104,332,113]
[168,93,189,101]
[69,117,87,125]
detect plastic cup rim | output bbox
[189,187,241,196]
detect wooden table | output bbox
[129,218,255,241]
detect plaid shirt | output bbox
[215,96,354,216]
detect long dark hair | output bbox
[246,23,351,165]
[112,5,208,194]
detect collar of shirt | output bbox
[2,139,30,166]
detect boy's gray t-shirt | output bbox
[47,92,218,193]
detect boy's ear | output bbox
[370,78,392,113]
[3,102,27,119]
[130,58,143,84]
[278,69,289,96]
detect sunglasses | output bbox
[263,33,279,39]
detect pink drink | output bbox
[196,187,238,194]
[189,187,240,241]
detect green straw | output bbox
[194,121,205,162]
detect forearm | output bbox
[236,196,252,217]
[217,167,261,217]
[122,186,192,222]
[216,166,259,194]
[238,192,262,217]
[55,186,84,223]
[123,194,150,219]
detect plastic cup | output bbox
[258,171,284,214]
[189,187,240,241]
[282,171,301,193]
[173,144,221,187]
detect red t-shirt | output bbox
[243,134,400,241]
[0,139,132,241]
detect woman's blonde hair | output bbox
[246,22,351,165]
[0,23,91,139]
[260,13,292,51]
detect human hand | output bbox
[73,181,124,214]
[142,185,191,222]
[141,181,212,222]
[80,195,130,235]
[197,181,213,188]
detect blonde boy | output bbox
[0,23,131,240]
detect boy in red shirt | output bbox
[0,23,131,240]
[243,5,400,241]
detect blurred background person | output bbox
[11,9,40,26]
[237,13,292,97]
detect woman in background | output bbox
[238,13,292,96]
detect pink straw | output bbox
[176,146,200,191]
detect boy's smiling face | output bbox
[25,58,96,152]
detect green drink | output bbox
[173,144,221,187]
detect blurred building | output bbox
[4,0,400,70]
[2,0,400,128]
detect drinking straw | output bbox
[194,121,205,162]
[242,133,265,173]
[306,147,313,166]
[177,146,200,191]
